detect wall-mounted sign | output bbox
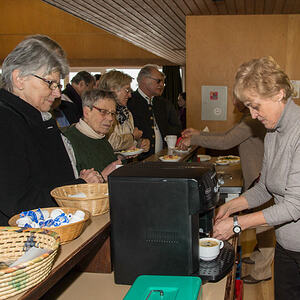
[201,86,227,121]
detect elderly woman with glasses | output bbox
[0,36,101,225]
[64,89,122,183]
[213,56,300,299]
[98,70,150,153]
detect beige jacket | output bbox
[108,111,136,151]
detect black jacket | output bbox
[60,83,83,124]
[127,90,182,159]
[0,89,84,225]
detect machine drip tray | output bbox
[198,240,235,282]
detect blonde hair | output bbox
[98,70,132,92]
[234,56,294,102]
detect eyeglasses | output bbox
[93,106,116,118]
[147,76,165,85]
[32,74,62,90]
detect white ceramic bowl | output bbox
[199,237,224,261]
[197,154,211,162]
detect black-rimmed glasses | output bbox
[32,74,62,90]
[147,76,165,85]
[93,106,116,118]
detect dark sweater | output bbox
[60,84,83,124]
[0,89,84,225]
[127,90,182,159]
[64,126,117,173]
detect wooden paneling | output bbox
[0,0,173,67]
[41,0,300,65]
[186,14,300,133]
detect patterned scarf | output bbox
[116,104,130,125]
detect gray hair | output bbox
[137,64,165,83]
[25,34,67,59]
[1,37,69,92]
[71,71,95,85]
[82,89,117,109]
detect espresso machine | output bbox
[108,161,234,285]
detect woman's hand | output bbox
[140,138,150,152]
[213,216,234,240]
[213,210,268,241]
[133,127,143,140]
[177,137,191,150]
[80,168,102,183]
[214,202,232,225]
[101,159,122,181]
[215,195,249,225]
[181,128,200,138]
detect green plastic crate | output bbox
[123,275,202,300]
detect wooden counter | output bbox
[9,153,242,300]
[9,212,237,300]
[40,270,230,299]
[143,145,199,162]
[11,213,112,300]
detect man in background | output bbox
[94,73,101,89]
[60,71,95,125]
[127,64,181,159]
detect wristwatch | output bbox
[233,215,242,234]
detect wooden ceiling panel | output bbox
[235,0,246,14]
[273,0,287,13]
[191,0,210,14]
[283,0,297,14]
[255,0,265,14]
[42,0,300,65]
[264,0,275,13]
[226,0,237,14]
[203,0,219,14]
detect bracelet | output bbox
[99,171,106,183]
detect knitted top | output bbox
[64,126,117,173]
[191,110,265,190]
[244,98,300,251]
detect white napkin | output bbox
[203,126,210,132]
[68,192,87,198]
[10,247,49,267]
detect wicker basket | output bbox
[50,183,109,216]
[8,207,90,245]
[0,227,59,299]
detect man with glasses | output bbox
[127,65,182,159]
[59,71,95,125]
[64,89,122,182]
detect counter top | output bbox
[143,145,199,162]
[11,213,111,300]
[40,271,229,300]
[9,151,241,300]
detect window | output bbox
[68,67,163,91]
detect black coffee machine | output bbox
[108,161,234,285]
